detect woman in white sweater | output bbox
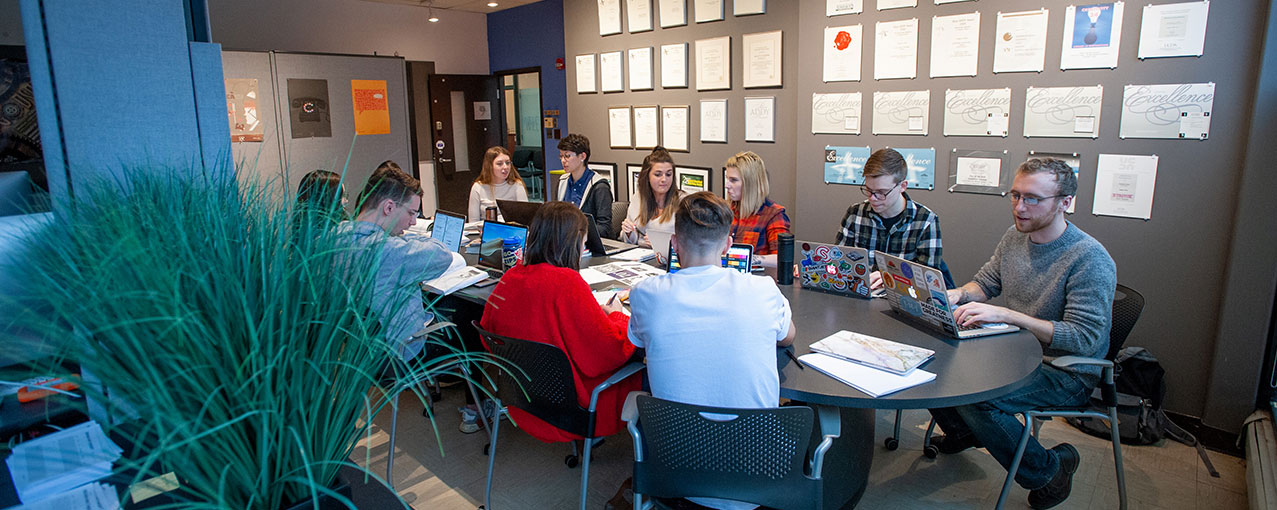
[468,146,529,221]
[620,147,685,246]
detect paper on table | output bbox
[579,267,612,285]
[14,482,119,510]
[800,353,936,398]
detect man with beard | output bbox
[928,158,1116,510]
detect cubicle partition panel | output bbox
[222,51,415,208]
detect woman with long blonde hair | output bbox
[723,151,790,268]
[467,146,528,221]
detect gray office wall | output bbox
[564,0,1272,423]
[221,51,414,204]
[564,0,800,208]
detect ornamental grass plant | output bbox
[2,169,496,508]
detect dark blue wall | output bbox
[487,0,566,171]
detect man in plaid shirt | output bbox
[834,148,954,289]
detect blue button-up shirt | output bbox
[563,168,596,207]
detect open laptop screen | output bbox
[478,221,528,270]
[432,210,466,252]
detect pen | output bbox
[785,348,805,370]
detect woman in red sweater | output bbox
[479,201,640,443]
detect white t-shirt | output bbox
[467,180,529,222]
[628,265,792,510]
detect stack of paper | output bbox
[610,248,656,262]
[7,421,123,504]
[799,353,936,398]
[809,330,934,375]
[423,266,489,295]
[13,482,119,510]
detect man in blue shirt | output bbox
[555,134,614,238]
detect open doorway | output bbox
[495,67,545,202]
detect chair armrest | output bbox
[622,390,648,423]
[1048,356,1112,368]
[808,405,841,480]
[588,362,646,412]
[409,320,456,340]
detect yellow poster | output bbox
[350,80,390,135]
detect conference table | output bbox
[449,253,1044,509]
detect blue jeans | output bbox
[930,364,1094,490]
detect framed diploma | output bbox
[598,0,622,36]
[661,105,691,152]
[608,106,633,148]
[742,30,783,88]
[599,51,625,93]
[627,0,654,33]
[575,54,597,93]
[633,105,660,149]
[695,36,732,91]
[659,0,687,27]
[628,47,654,91]
[734,0,766,16]
[660,43,689,89]
[744,96,776,143]
[694,0,724,23]
[700,99,728,143]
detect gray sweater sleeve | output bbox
[1047,245,1116,358]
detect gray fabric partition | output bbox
[222,51,413,204]
[563,0,1272,423]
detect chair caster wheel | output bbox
[884,437,899,450]
[483,443,490,455]
[565,454,580,468]
[923,445,938,459]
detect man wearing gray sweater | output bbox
[930,158,1116,510]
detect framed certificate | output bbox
[633,105,660,149]
[661,105,691,152]
[608,106,633,148]
[660,43,689,89]
[626,0,654,33]
[742,30,783,88]
[695,36,731,91]
[628,47,654,91]
[599,51,625,92]
[744,96,776,143]
[700,99,728,143]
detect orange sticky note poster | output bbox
[351,80,390,135]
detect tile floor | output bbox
[351,389,1248,510]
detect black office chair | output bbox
[610,200,629,241]
[988,283,1142,510]
[622,393,842,510]
[471,321,645,510]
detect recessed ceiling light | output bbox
[428,15,440,22]
[487,2,499,6]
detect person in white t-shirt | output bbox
[627,191,795,510]
[467,146,529,222]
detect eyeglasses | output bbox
[1007,192,1069,206]
[558,152,579,161]
[860,181,903,200]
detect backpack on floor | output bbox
[1066,347,1219,476]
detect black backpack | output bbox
[1067,347,1219,476]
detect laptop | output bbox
[477,220,528,276]
[667,243,753,274]
[496,199,543,227]
[583,213,637,257]
[796,241,872,298]
[876,251,1020,339]
[646,223,674,266]
[430,210,467,252]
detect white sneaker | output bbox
[458,406,480,434]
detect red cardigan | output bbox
[479,262,640,443]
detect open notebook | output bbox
[799,353,936,398]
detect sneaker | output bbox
[458,406,480,434]
[932,433,982,455]
[1028,443,1080,509]
[480,399,500,422]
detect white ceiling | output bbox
[362,0,544,14]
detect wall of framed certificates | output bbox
[565,0,800,206]
[788,0,1268,421]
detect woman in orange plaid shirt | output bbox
[723,151,791,268]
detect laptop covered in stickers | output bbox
[876,251,1020,339]
[795,241,873,298]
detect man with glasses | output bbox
[346,164,464,361]
[834,148,953,288]
[929,158,1116,510]
[554,133,614,238]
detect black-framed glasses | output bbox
[1007,191,1068,206]
[860,181,903,200]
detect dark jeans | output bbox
[929,364,1094,489]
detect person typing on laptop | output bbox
[342,164,464,361]
[627,192,795,510]
[834,148,953,289]
[928,158,1116,510]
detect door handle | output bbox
[439,158,453,163]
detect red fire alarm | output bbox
[555,57,565,70]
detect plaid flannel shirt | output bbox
[731,198,790,256]
[833,193,943,271]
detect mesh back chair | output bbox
[985,283,1142,510]
[472,321,645,510]
[611,200,629,241]
[623,394,843,510]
